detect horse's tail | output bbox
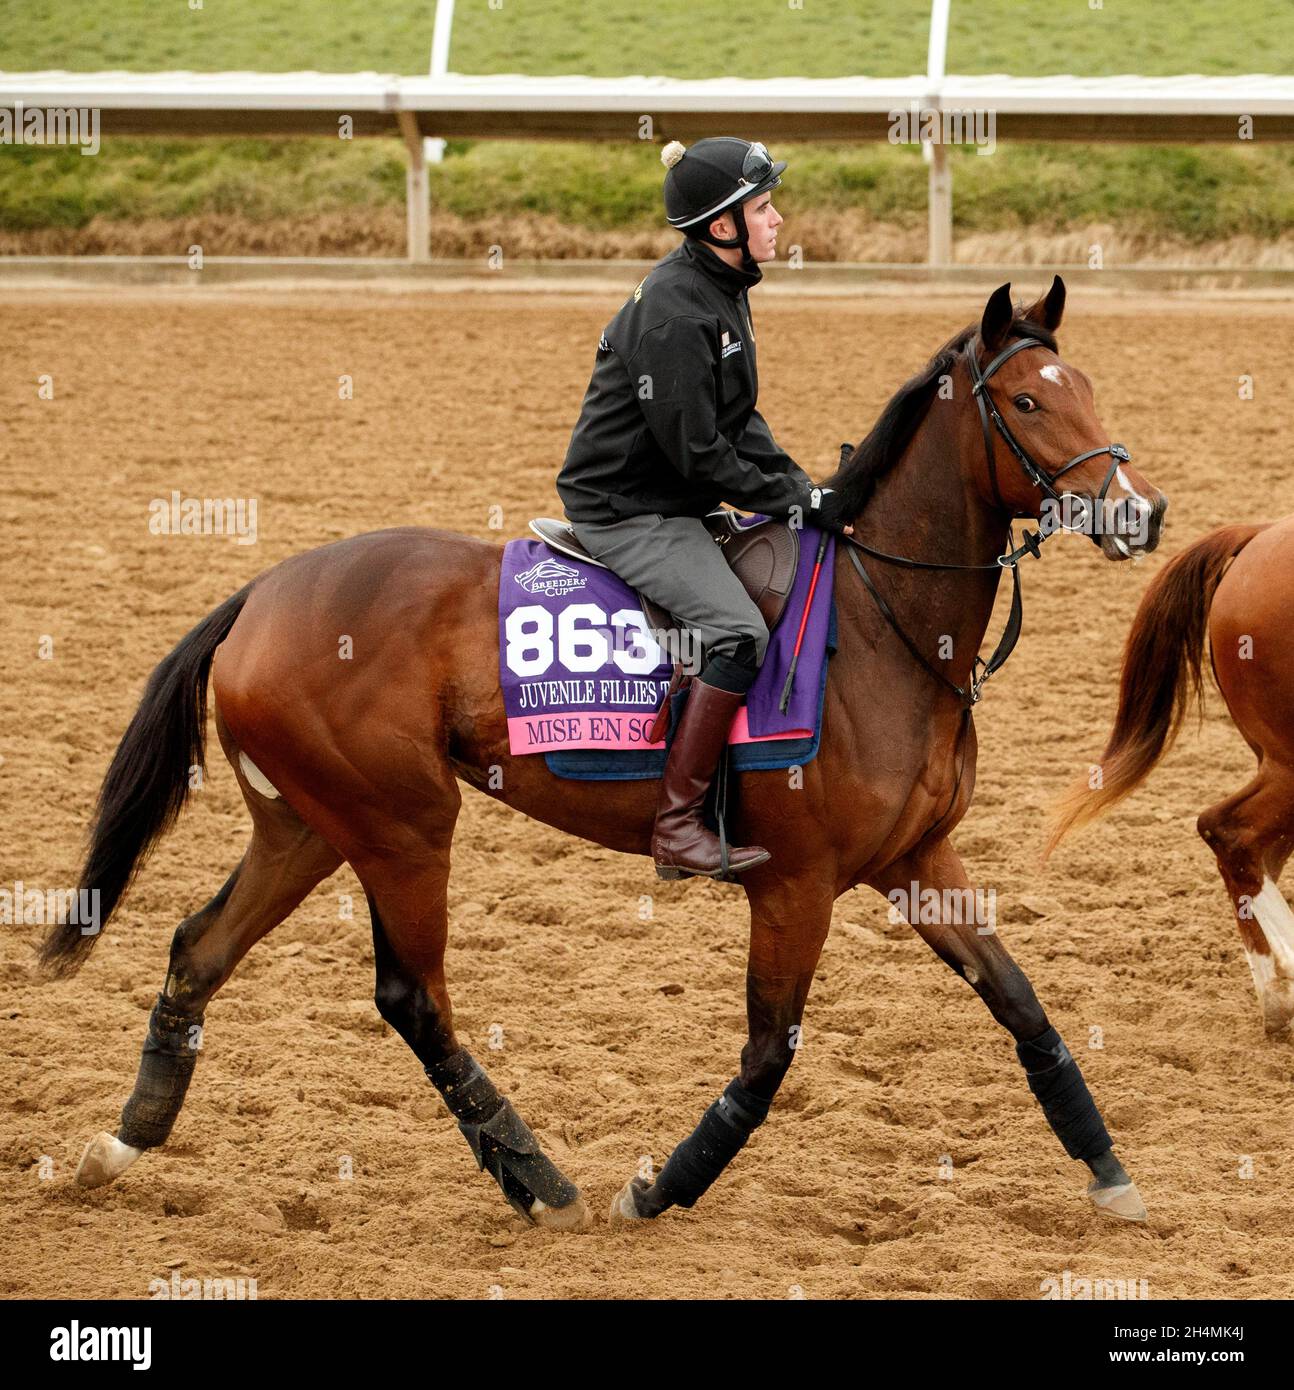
[37,584,254,978]
[1044,524,1268,858]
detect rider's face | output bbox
[711,194,783,264]
[742,195,782,263]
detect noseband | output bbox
[968,334,1132,538]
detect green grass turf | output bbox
[2,0,1285,77]
[4,137,1289,245]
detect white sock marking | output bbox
[1250,878,1294,975]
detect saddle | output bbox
[528,510,800,637]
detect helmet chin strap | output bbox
[696,202,755,267]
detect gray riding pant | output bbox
[570,512,769,675]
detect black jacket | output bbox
[557,238,816,524]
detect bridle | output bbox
[968,334,1131,522]
[843,332,1135,712]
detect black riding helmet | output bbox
[661,137,786,263]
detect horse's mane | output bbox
[825,314,1059,518]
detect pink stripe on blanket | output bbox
[506,705,811,756]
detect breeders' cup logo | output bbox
[514,558,587,595]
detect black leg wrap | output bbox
[425,1048,579,1218]
[118,994,204,1150]
[425,1047,505,1125]
[1016,1025,1112,1161]
[651,1078,772,1211]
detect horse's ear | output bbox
[1023,275,1066,332]
[980,282,1014,352]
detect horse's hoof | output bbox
[75,1132,142,1188]
[608,1177,651,1229]
[529,1193,593,1232]
[1089,1178,1147,1222]
[1260,984,1294,1038]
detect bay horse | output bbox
[43,277,1166,1230]
[1047,517,1294,1038]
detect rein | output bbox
[844,534,1022,710]
[840,333,1134,713]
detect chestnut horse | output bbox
[44,278,1166,1230]
[1048,517,1294,1038]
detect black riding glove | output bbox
[807,487,852,534]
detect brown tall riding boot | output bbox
[651,678,771,880]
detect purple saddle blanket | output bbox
[498,520,835,760]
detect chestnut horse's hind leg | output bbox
[1198,763,1294,1038]
[361,845,592,1232]
[878,839,1146,1222]
[609,871,835,1225]
[76,770,342,1188]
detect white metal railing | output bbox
[424,0,455,164]
[924,0,953,263]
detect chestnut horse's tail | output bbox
[38,584,254,978]
[1044,524,1269,857]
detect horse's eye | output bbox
[1014,395,1038,413]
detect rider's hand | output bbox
[809,487,854,536]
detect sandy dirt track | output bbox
[2,286,1292,1300]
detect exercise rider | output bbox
[557,136,852,882]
